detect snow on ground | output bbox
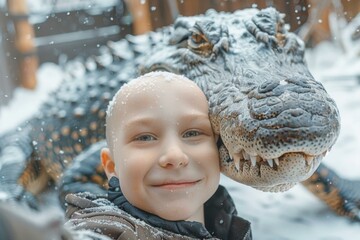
[1,42,360,239]
[0,63,63,133]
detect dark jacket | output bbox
[65,177,252,240]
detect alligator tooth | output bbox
[250,155,257,167]
[266,159,274,168]
[243,151,250,160]
[274,158,280,166]
[234,155,241,172]
[305,155,314,166]
[322,151,328,157]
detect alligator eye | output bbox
[188,28,212,55]
[190,32,207,45]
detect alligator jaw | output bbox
[255,182,296,192]
[221,150,324,192]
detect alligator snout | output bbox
[219,75,340,192]
[246,77,340,158]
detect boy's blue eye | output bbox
[135,135,156,141]
[183,130,201,138]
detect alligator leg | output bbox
[58,140,108,209]
[302,163,360,221]
[0,129,40,208]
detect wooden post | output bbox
[7,0,38,89]
[125,0,153,35]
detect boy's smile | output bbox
[102,72,220,223]
[151,179,202,189]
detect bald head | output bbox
[105,71,209,151]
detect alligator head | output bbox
[139,7,340,192]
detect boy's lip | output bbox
[151,179,202,189]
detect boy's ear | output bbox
[101,148,117,179]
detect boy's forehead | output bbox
[106,72,207,119]
[121,72,199,94]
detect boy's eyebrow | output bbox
[180,113,211,123]
[122,117,157,128]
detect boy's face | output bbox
[102,74,220,223]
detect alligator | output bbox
[0,7,358,221]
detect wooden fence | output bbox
[0,0,131,104]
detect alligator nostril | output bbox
[289,109,304,117]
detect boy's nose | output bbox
[158,145,189,168]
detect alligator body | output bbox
[0,7,358,220]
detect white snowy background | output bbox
[1,22,360,240]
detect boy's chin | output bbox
[154,206,204,223]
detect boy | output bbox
[65,72,252,239]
